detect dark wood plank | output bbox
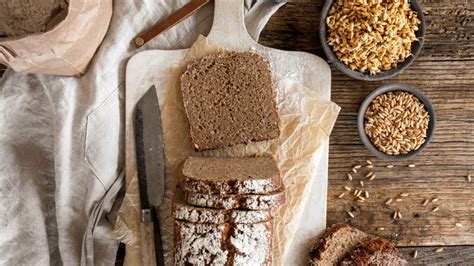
[260,0,474,250]
[400,246,474,265]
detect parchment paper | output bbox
[0,0,112,76]
[117,36,340,265]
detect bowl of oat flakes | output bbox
[357,84,436,160]
[320,0,425,80]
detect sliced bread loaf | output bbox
[340,237,407,266]
[184,189,285,210]
[174,221,229,265]
[231,221,273,265]
[173,190,273,224]
[180,51,280,151]
[174,219,273,265]
[308,224,371,266]
[181,156,281,194]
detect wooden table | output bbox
[260,0,474,264]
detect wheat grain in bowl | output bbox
[364,91,429,155]
[326,0,421,75]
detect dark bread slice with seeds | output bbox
[174,219,273,265]
[340,237,407,266]
[181,156,281,194]
[184,189,285,210]
[180,51,280,151]
[308,224,371,265]
[172,189,273,224]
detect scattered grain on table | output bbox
[347,173,353,181]
[422,199,429,206]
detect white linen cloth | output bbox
[0,1,284,265]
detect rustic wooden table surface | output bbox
[1,1,472,265]
[260,0,474,264]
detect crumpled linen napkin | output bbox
[0,1,284,265]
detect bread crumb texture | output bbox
[181,51,280,151]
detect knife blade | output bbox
[134,85,165,266]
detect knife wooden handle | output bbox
[140,223,157,266]
[140,208,164,266]
[152,208,165,266]
[134,0,210,48]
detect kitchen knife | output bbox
[134,86,165,266]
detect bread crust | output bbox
[184,189,285,210]
[340,237,407,266]
[308,224,369,266]
[181,156,282,195]
[173,196,273,224]
[174,219,274,265]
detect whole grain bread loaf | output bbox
[174,221,229,265]
[181,156,281,194]
[308,224,371,266]
[340,237,407,266]
[184,189,285,210]
[231,221,273,265]
[180,51,280,151]
[174,219,273,265]
[173,190,273,224]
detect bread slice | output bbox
[174,219,273,265]
[184,189,285,210]
[308,224,371,266]
[340,237,407,266]
[173,190,273,224]
[181,156,281,194]
[180,51,280,151]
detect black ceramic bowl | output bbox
[357,84,436,161]
[320,0,425,81]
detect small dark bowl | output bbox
[319,0,425,81]
[357,84,436,161]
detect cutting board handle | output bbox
[207,0,255,47]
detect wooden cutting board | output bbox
[125,0,331,265]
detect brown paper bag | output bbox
[0,0,112,76]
